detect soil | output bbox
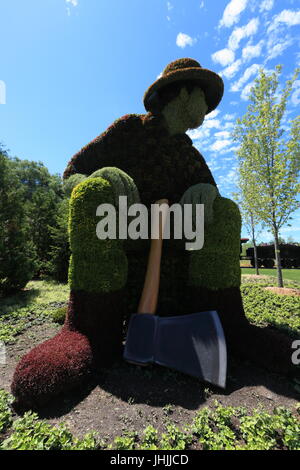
[1,321,299,442]
[264,287,300,296]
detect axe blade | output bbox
[124,311,227,389]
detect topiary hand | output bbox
[179,183,220,226]
[88,167,140,207]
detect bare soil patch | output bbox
[264,287,300,296]
[1,321,299,441]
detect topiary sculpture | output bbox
[11,58,299,409]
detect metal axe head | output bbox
[124,310,227,389]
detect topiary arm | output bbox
[180,183,220,226]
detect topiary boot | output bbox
[11,177,128,409]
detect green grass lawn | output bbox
[241,268,300,283]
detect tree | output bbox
[233,178,264,275]
[47,198,70,283]
[233,65,300,287]
[9,159,64,275]
[0,151,37,296]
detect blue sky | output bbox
[0,0,299,241]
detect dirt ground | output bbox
[264,287,300,296]
[1,321,299,441]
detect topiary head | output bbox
[151,81,208,135]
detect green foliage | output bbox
[0,280,69,343]
[63,173,87,198]
[9,158,64,277]
[0,390,13,434]
[47,199,70,283]
[0,389,299,450]
[242,269,300,283]
[68,178,127,293]
[0,411,101,450]
[232,66,300,287]
[189,197,241,289]
[191,403,300,450]
[159,423,193,450]
[50,306,67,324]
[161,86,207,135]
[241,283,300,334]
[0,152,38,296]
[109,431,138,450]
[88,167,140,207]
[139,426,159,450]
[239,406,300,450]
[192,404,241,450]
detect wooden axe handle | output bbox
[137,199,169,314]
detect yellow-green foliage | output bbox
[162,87,207,135]
[189,197,241,289]
[68,178,127,293]
[63,173,87,197]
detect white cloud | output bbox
[223,113,236,120]
[267,38,293,60]
[217,168,238,189]
[219,0,248,28]
[212,48,235,66]
[241,81,255,100]
[210,139,232,151]
[167,2,173,10]
[176,32,197,48]
[206,109,220,119]
[228,18,259,50]
[242,40,264,61]
[187,127,211,140]
[215,131,231,139]
[291,80,300,106]
[204,119,221,129]
[268,9,300,33]
[259,0,274,12]
[224,122,235,129]
[231,64,260,92]
[66,0,78,6]
[221,59,242,79]
[200,1,205,8]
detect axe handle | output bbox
[137,199,169,314]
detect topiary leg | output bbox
[188,196,241,291]
[186,197,298,378]
[12,177,128,409]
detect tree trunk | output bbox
[253,240,259,275]
[251,213,259,275]
[273,228,284,288]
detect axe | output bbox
[123,200,227,388]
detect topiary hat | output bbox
[143,58,224,115]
